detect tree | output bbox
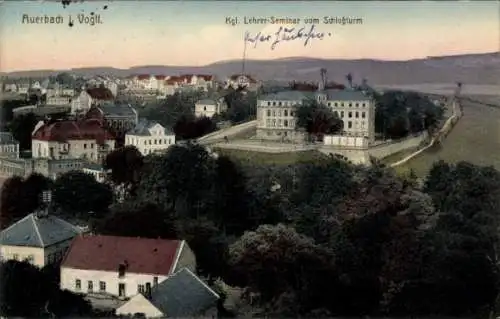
[0,173,52,229]
[104,145,144,198]
[53,170,113,219]
[295,100,343,140]
[137,143,216,217]
[7,112,39,150]
[173,115,217,140]
[0,260,92,317]
[227,224,337,314]
[92,200,177,239]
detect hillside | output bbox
[1,52,499,85]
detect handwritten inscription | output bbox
[245,24,332,50]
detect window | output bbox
[327,102,331,106]
[267,102,270,106]
[272,119,276,127]
[99,281,106,292]
[362,112,366,118]
[266,119,271,127]
[148,140,152,145]
[13,254,18,260]
[75,279,81,290]
[284,120,288,127]
[144,141,146,145]
[26,255,34,264]
[362,103,366,107]
[90,143,94,148]
[334,111,339,117]
[355,112,359,118]
[341,103,344,107]
[272,102,276,106]
[349,103,352,107]
[348,121,352,129]
[267,110,271,116]
[290,111,295,116]
[334,102,338,107]
[278,102,282,106]
[88,281,93,293]
[138,284,145,294]
[83,144,87,149]
[272,110,276,116]
[277,110,281,116]
[348,112,352,118]
[278,119,282,127]
[284,110,288,116]
[341,111,344,118]
[153,277,158,286]
[355,103,359,107]
[203,106,207,111]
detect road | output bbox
[197,120,257,145]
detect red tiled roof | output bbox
[155,75,166,80]
[179,74,193,82]
[196,74,214,81]
[61,235,183,275]
[86,87,114,100]
[32,119,115,143]
[136,74,151,80]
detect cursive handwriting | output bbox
[244,24,332,50]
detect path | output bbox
[390,99,461,168]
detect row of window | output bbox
[9,253,34,263]
[74,277,159,296]
[0,145,17,152]
[266,119,295,128]
[338,111,366,119]
[266,109,295,117]
[265,101,368,108]
[127,138,173,146]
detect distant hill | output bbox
[1,52,499,85]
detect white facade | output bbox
[1,238,74,268]
[0,132,20,159]
[71,91,92,114]
[61,268,169,298]
[125,122,175,156]
[47,96,72,105]
[256,90,376,143]
[82,167,108,183]
[195,99,227,118]
[323,135,369,148]
[32,139,115,163]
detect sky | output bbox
[0,1,498,72]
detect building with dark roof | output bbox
[125,119,175,156]
[0,132,19,159]
[256,88,376,143]
[86,103,138,136]
[31,118,115,163]
[60,235,196,300]
[116,267,219,318]
[0,193,83,267]
[71,87,115,115]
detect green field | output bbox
[213,148,327,166]
[395,96,500,177]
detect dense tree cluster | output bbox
[295,99,344,140]
[0,261,93,317]
[0,173,52,229]
[93,143,500,317]
[373,90,445,139]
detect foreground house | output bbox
[116,267,219,318]
[0,193,82,267]
[60,235,196,300]
[31,118,115,163]
[125,119,175,156]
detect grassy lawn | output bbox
[213,148,328,166]
[396,96,500,177]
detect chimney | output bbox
[145,282,152,299]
